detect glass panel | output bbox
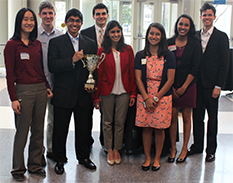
[214,4,232,39]
[55,1,66,32]
[81,0,96,29]
[161,2,170,37]
[122,3,132,45]
[104,1,119,21]
[143,4,154,35]
[0,44,5,67]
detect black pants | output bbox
[193,83,219,154]
[53,102,91,162]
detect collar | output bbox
[38,24,55,36]
[67,31,79,42]
[201,26,214,36]
[95,24,106,33]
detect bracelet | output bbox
[144,98,149,102]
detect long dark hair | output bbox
[142,22,168,58]
[102,20,126,54]
[173,14,196,38]
[12,8,38,41]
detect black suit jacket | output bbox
[48,32,97,108]
[197,27,229,88]
[80,25,98,48]
[167,36,202,88]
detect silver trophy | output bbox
[81,53,105,89]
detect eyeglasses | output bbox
[95,12,107,16]
[67,18,82,24]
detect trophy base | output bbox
[85,83,95,89]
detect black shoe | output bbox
[151,165,160,171]
[187,145,203,156]
[167,157,175,163]
[176,153,187,163]
[142,163,151,171]
[89,137,94,148]
[41,154,46,167]
[167,149,177,163]
[102,146,108,154]
[46,152,54,160]
[79,159,96,170]
[54,162,64,174]
[28,168,46,176]
[12,174,25,181]
[206,154,215,162]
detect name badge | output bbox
[168,45,176,51]
[20,53,30,60]
[141,59,147,65]
[41,42,47,48]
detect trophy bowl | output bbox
[81,53,105,89]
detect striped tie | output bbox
[98,28,104,48]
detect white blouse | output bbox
[111,51,126,95]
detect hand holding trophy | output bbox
[81,53,105,89]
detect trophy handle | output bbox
[80,57,86,68]
[97,53,105,69]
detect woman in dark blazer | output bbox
[166,14,202,163]
[93,20,136,165]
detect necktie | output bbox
[98,29,104,48]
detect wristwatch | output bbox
[153,96,160,102]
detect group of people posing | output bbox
[4,1,229,182]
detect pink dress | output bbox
[135,56,172,129]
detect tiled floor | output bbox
[0,67,233,183]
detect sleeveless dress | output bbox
[135,56,172,129]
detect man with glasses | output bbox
[37,0,63,164]
[81,3,109,151]
[48,8,97,174]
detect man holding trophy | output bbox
[48,8,98,174]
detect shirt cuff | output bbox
[214,86,221,90]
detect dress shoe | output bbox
[151,165,160,171]
[142,163,151,171]
[176,153,187,163]
[28,168,46,176]
[114,158,121,165]
[46,151,53,160]
[187,145,202,156]
[12,174,25,181]
[41,154,46,167]
[79,159,96,170]
[107,158,115,165]
[102,146,108,154]
[54,162,64,175]
[206,154,215,162]
[167,149,177,163]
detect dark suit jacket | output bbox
[197,27,229,88]
[48,32,97,108]
[80,25,98,48]
[167,36,202,87]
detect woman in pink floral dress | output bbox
[135,23,175,171]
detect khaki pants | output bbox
[101,93,130,150]
[11,83,47,175]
